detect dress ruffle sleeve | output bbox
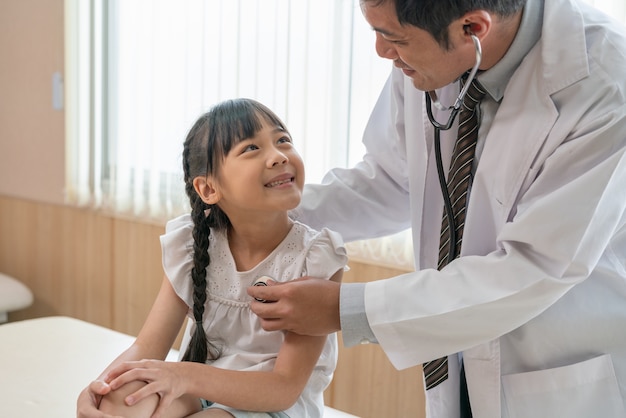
[159,213,195,308]
[303,226,349,280]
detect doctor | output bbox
[249,0,626,417]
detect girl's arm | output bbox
[108,269,344,413]
[77,276,187,417]
[106,276,188,375]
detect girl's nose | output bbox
[375,33,398,60]
[269,150,288,167]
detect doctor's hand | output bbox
[77,380,121,418]
[247,277,341,336]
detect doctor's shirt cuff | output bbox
[340,282,378,347]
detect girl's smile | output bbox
[265,173,296,188]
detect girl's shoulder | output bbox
[161,213,194,260]
[290,221,348,278]
[160,213,224,277]
[162,213,225,246]
[291,221,346,252]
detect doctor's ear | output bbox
[459,10,491,39]
[193,176,221,205]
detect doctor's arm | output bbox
[249,278,377,346]
[295,70,413,241]
[253,104,626,368]
[364,115,626,369]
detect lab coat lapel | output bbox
[463,0,589,257]
[464,52,559,253]
[461,1,590,416]
[461,50,560,417]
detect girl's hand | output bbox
[106,359,190,418]
[76,380,122,418]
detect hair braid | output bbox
[181,138,220,363]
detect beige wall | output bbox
[0,0,65,205]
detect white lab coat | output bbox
[298,0,626,417]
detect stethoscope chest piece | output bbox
[252,276,273,303]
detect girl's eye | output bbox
[278,136,292,144]
[242,144,259,153]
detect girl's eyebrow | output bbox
[241,127,287,141]
[272,127,289,134]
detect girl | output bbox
[77,98,347,418]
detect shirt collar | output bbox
[477,0,544,102]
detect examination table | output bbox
[0,316,358,417]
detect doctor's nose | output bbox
[375,33,398,60]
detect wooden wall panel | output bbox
[111,218,166,336]
[33,203,113,327]
[0,197,113,326]
[324,261,426,418]
[0,197,40,316]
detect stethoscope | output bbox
[425,32,482,264]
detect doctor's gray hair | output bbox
[361,0,526,49]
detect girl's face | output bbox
[210,119,304,218]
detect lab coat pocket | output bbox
[501,354,625,418]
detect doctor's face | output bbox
[361,0,467,91]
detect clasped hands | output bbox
[78,359,191,418]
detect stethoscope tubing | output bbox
[427,33,482,265]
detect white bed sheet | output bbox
[0,316,357,418]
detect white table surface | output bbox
[0,316,178,418]
[0,316,358,418]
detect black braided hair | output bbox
[180,98,288,363]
